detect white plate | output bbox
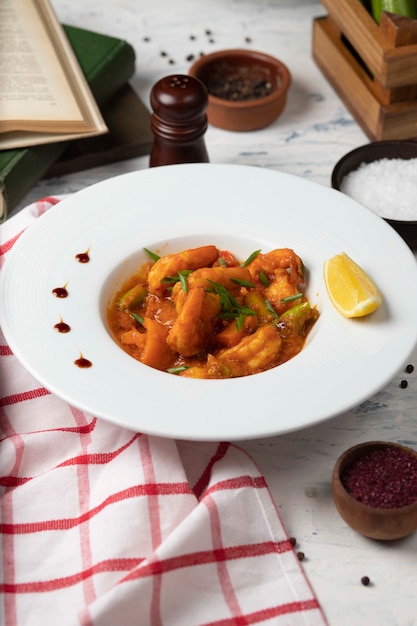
[2,164,417,441]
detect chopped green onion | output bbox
[208,280,256,329]
[144,248,160,262]
[231,277,255,289]
[167,366,189,374]
[178,270,189,294]
[217,311,239,320]
[218,308,255,319]
[131,312,144,325]
[117,284,148,311]
[280,292,303,303]
[242,249,261,267]
[259,270,270,287]
[207,280,240,311]
[219,257,227,267]
[161,276,177,284]
[240,306,257,317]
[277,302,317,337]
[265,299,279,318]
[161,269,192,291]
[236,314,245,332]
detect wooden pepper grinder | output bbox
[149,74,209,167]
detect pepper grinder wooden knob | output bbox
[149,74,209,167]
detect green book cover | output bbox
[0,25,136,222]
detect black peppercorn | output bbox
[297,551,305,561]
[405,364,414,374]
[400,380,408,389]
[361,576,370,586]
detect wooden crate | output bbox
[312,0,417,140]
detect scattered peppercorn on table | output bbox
[6,1,417,625]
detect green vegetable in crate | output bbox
[369,0,417,23]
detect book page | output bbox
[0,0,107,148]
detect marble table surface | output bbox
[11,1,417,624]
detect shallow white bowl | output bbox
[1,163,417,441]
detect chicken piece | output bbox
[180,355,236,379]
[170,281,188,312]
[216,325,282,373]
[144,292,178,326]
[247,248,304,286]
[147,245,219,294]
[213,250,240,267]
[214,315,258,348]
[206,355,244,378]
[187,266,252,291]
[264,269,303,315]
[167,287,221,356]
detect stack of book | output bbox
[0,0,152,222]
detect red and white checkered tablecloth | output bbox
[0,198,328,626]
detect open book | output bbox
[0,0,107,150]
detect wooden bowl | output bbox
[332,441,417,540]
[331,141,417,249]
[188,49,291,131]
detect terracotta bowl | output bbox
[188,48,291,132]
[332,441,417,540]
[331,140,417,249]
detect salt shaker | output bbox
[149,74,209,167]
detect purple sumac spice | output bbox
[341,447,417,508]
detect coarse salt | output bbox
[340,157,417,221]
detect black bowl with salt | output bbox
[331,140,417,249]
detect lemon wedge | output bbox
[323,252,382,318]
